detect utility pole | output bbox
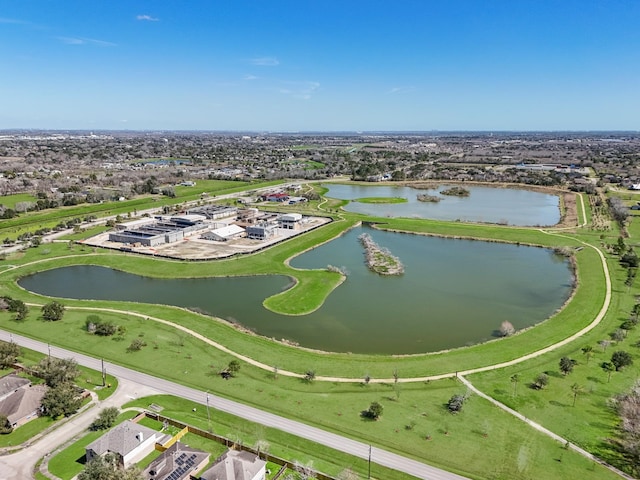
[206,391,211,432]
[101,358,106,387]
[368,444,372,479]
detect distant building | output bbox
[199,450,266,480]
[246,222,278,240]
[201,224,245,242]
[262,193,289,202]
[279,213,302,230]
[108,216,207,247]
[187,205,238,220]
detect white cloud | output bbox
[56,36,117,47]
[250,57,279,66]
[280,81,320,100]
[389,86,416,94]
[0,17,29,24]
[137,14,159,22]
[243,75,259,81]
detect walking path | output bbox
[31,225,606,385]
[1,189,623,477]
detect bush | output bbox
[533,373,549,390]
[127,339,147,352]
[89,407,119,431]
[361,401,384,420]
[499,321,515,337]
[612,351,634,371]
[41,301,65,321]
[447,394,466,413]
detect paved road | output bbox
[0,376,159,480]
[0,330,468,480]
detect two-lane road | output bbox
[0,330,468,480]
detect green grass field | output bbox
[353,196,408,204]
[0,183,636,479]
[0,193,37,209]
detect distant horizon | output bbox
[1,128,639,136]
[2,1,639,131]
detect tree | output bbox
[581,345,594,364]
[559,356,576,375]
[227,360,241,377]
[499,321,516,337]
[304,370,316,383]
[611,328,626,343]
[447,394,466,413]
[41,301,65,321]
[510,373,520,396]
[2,296,28,321]
[78,453,143,480]
[89,407,119,431]
[599,339,612,352]
[41,382,82,417]
[570,383,586,407]
[34,357,80,388]
[0,340,20,368]
[364,401,383,420]
[614,382,640,475]
[621,249,639,268]
[0,414,12,434]
[612,351,634,371]
[533,373,549,390]
[602,362,615,382]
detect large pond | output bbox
[19,227,573,354]
[324,184,560,226]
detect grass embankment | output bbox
[353,197,407,204]
[0,179,284,241]
[0,211,604,379]
[0,187,630,479]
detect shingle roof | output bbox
[145,442,210,480]
[200,450,266,480]
[86,420,157,457]
[0,374,30,400]
[0,384,47,425]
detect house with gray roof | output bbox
[0,374,47,428]
[0,374,30,401]
[144,442,210,480]
[200,450,266,480]
[86,420,158,468]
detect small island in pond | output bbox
[417,193,441,203]
[440,186,470,197]
[358,233,405,276]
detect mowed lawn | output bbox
[0,187,634,479]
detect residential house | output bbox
[200,450,266,480]
[144,442,210,480]
[0,374,47,428]
[86,420,158,468]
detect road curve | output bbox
[0,330,468,480]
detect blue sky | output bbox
[1,1,639,131]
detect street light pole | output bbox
[368,444,372,479]
[206,391,211,432]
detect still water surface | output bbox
[324,184,560,226]
[19,227,572,354]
